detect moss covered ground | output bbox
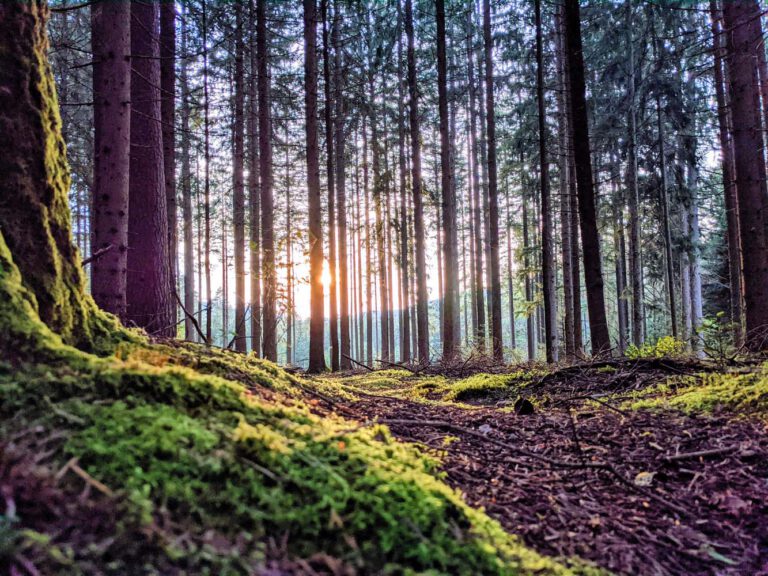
[0,234,589,575]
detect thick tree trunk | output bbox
[305,0,326,372]
[534,0,557,363]
[90,0,130,320]
[405,0,429,364]
[232,2,247,352]
[0,0,119,353]
[258,0,276,361]
[563,0,611,355]
[127,0,174,337]
[723,0,768,350]
[160,1,177,316]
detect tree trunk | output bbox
[90,0,130,320]
[127,0,174,337]
[202,1,212,344]
[563,0,611,355]
[656,93,678,339]
[160,1,177,317]
[363,117,374,367]
[0,0,119,354]
[396,3,411,364]
[555,3,575,360]
[436,0,458,362]
[322,0,339,371]
[180,13,195,341]
[258,0,276,360]
[723,0,768,350]
[305,0,326,372]
[334,9,351,370]
[405,0,429,364]
[626,0,643,347]
[232,2,247,352]
[534,0,557,363]
[710,0,743,346]
[483,0,504,361]
[248,0,262,355]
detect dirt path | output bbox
[345,389,768,575]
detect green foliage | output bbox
[698,313,737,365]
[625,336,686,360]
[629,366,768,417]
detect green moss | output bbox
[1,235,595,574]
[625,336,686,360]
[629,366,768,417]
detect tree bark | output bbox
[0,0,119,353]
[483,0,504,361]
[90,0,130,320]
[305,0,326,372]
[534,0,557,363]
[405,0,429,364]
[722,0,768,350]
[180,12,195,341]
[127,0,174,337]
[248,0,262,355]
[710,0,744,346]
[160,1,177,318]
[258,0,276,361]
[563,0,611,355]
[436,0,458,362]
[233,2,247,352]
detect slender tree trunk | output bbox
[305,0,326,372]
[656,93,678,339]
[563,0,611,354]
[523,187,535,361]
[322,0,339,370]
[161,1,177,316]
[710,0,743,345]
[232,2,247,352]
[555,4,575,359]
[505,177,516,350]
[483,0,503,361]
[626,0,644,347]
[91,0,130,319]
[611,161,629,353]
[180,14,195,341]
[405,0,429,364]
[396,5,411,363]
[202,2,212,344]
[334,10,351,370]
[363,117,374,367]
[723,0,768,350]
[127,0,173,336]
[535,0,557,363]
[258,0,276,361]
[436,0,458,361]
[248,0,262,355]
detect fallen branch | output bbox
[343,354,375,372]
[664,446,739,462]
[172,290,208,344]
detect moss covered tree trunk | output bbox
[0,1,119,354]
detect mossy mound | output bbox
[629,366,768,418]
[334,369,538,405]
[0,237,586,575]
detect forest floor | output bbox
[310,358,768,576]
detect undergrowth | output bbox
[0,233,591,575]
